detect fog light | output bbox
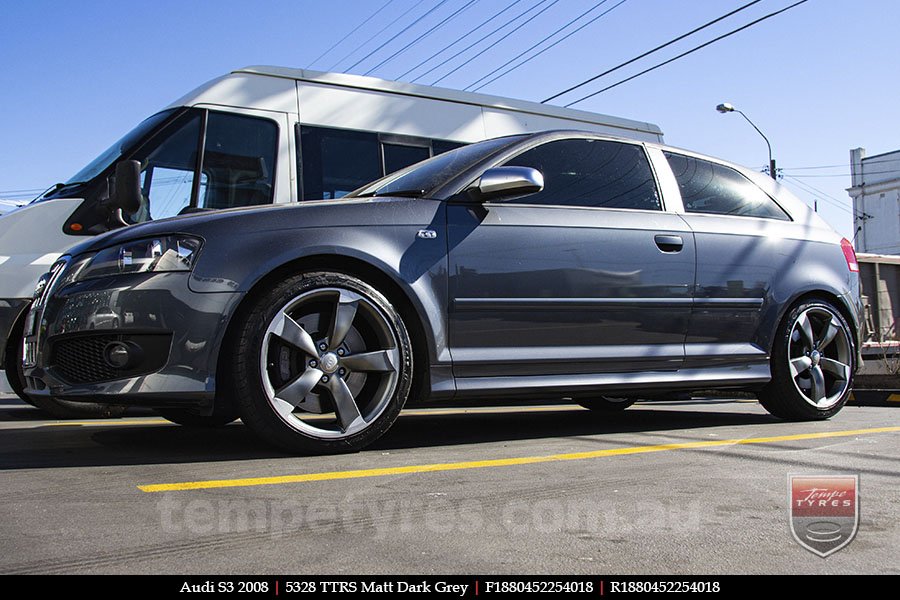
[104,341,136,369]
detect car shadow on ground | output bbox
[0,400,782,470]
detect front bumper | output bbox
[22,270,242,408]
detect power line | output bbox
[364,0,480,76]
[542,0,764,103]
[564,0,810,107]
[783,169,900,178]
[780,156,900,170]
[346,0,452,73]
[467,0,626,92]
[413,0,546,84]
[397,0,525,81]
[328,0,427,72]
[307,0,397,69]
[782,175,861,218]
[432,0,562,85]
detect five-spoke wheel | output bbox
[759,298,854,420]
[230,272,412,453]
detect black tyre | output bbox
[229,272,413,454]
[158,408,238,428]
[578,396,636,413]
[758,298,855,420]
[5,309,126,418]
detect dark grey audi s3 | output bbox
[21,131,863,453]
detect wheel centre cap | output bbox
[320,352,340,373]
[810,350,821,366]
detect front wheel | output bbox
[758,299,855,420]
[229,272,413,454]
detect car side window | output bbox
[500,138,661,210]
[664,152,790,220]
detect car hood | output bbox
[64,196,431,257]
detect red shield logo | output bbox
[789,475,858,557]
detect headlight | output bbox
[68,235,202,282]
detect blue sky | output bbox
[1,0,898,237]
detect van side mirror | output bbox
[110,160,143,215]
[467,166,544,202]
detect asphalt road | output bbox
[0,394,897,575]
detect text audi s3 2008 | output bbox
[22,131,862,453]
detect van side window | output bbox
[298,125,468,200]
[664,152,790,220]
[501,138,661,210]
[200,112,279,210]
[131,112,203,223]
[300,127,381,200]
[383,143,429,175]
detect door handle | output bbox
[654,234,683,252]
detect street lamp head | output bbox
[716,102,735,113]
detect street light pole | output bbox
[716,103,777,180]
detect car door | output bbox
[447,137,696,380]
[661,151,793,368]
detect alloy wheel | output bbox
[259,288,401,439]
[787,306,852,410]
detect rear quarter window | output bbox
[664,152,790,220]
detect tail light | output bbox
[840,238,859,272]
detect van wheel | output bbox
[759,299,854,420]
[5,310,125,418]
[578,396,636,412]
[230,272,413,454]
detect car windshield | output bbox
[348,135,524,198]
[65,109,177,184]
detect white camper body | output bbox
[0,66,662,393]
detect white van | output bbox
[0,65,663,411]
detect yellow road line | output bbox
[888,394,900,403]
[138,425,900,493]
[44,419,171,427]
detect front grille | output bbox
[51,335,118,384]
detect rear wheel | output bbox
[758,299,854,420]
[5,310,125,418]
[578,396,636,413]
[230,272,413,454]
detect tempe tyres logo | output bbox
[789,475,858,557]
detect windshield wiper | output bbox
[353,188,426,199]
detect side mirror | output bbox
[110,160,143,215]
[467,166,544,202]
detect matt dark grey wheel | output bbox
[759,299,855,420]
[231,272,412,453]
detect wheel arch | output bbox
[767,287,860,363]
[213,253,438,409]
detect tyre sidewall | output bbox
[765,299,855,420]
[231,272,413,454]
